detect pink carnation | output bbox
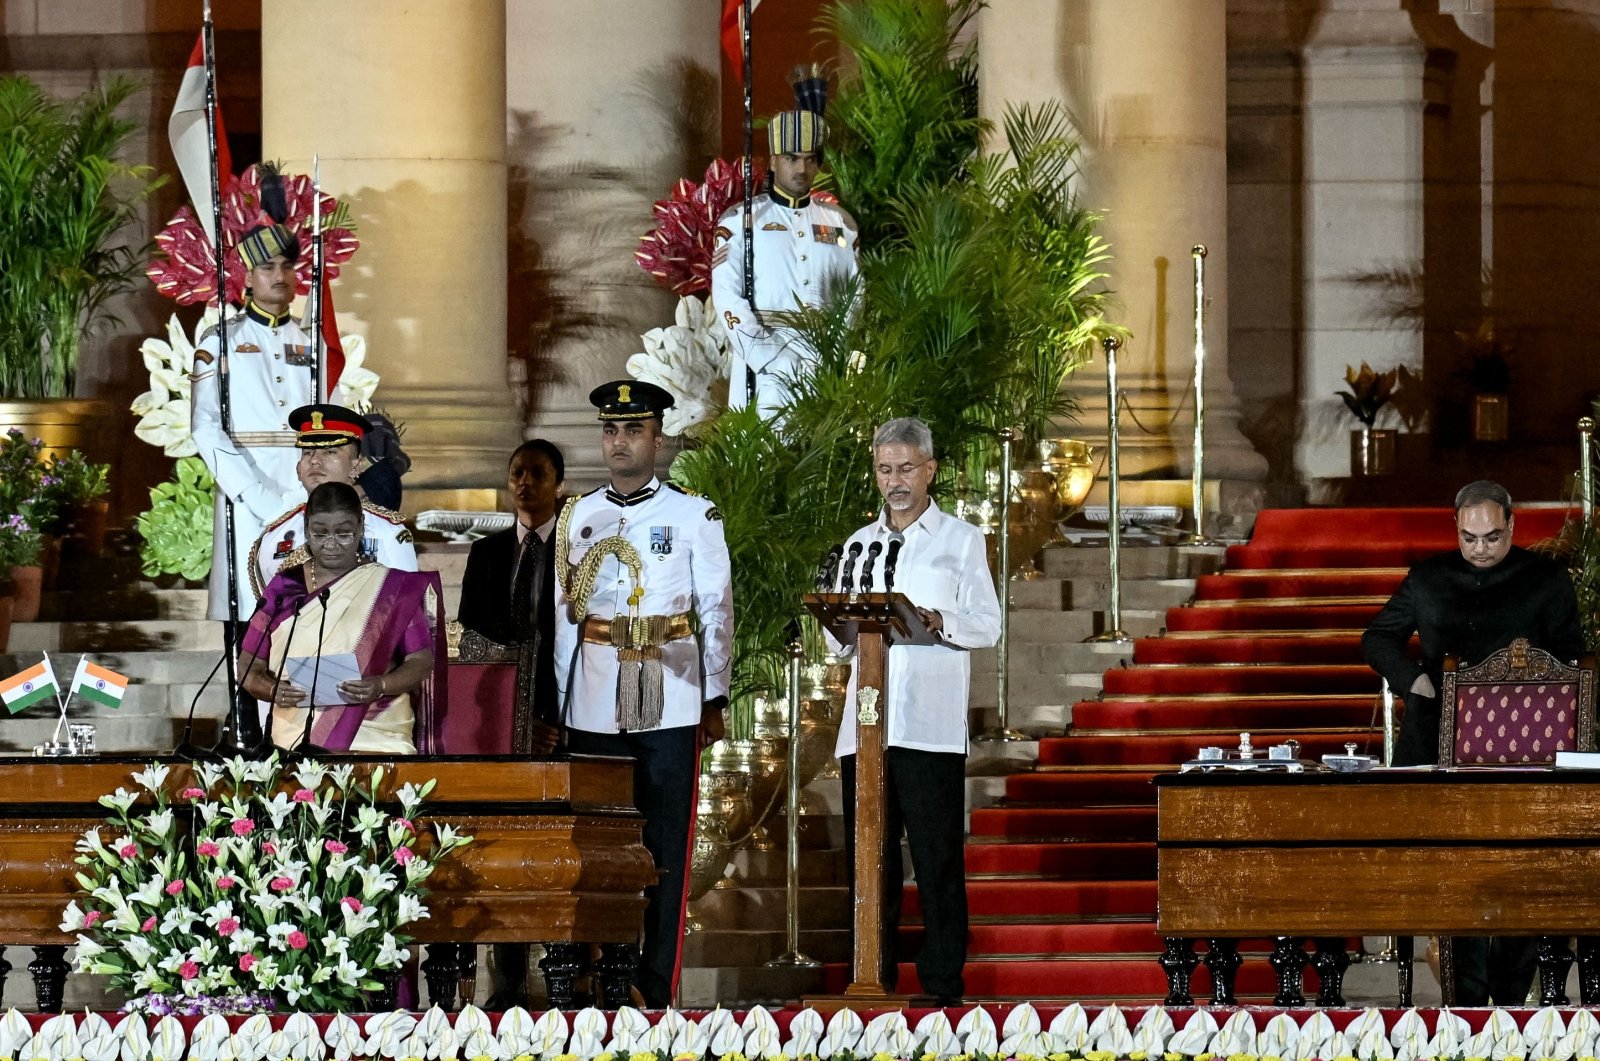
[217,917,239,937]
[196,841,220,857]
[181,787,206,800]
[239,953,256,973]
[230,818,254,837]
[293,788,315,803]
[287,930,308,950]
[261,841,277,856]
[118,843,138,859]
[340,897,363,913]
[180,961,199,980]
[141,916,156,932]
[270,876,294,892]
[83,910,102,928]
[165,880,185,896]
[393,817,415,833]
[393,845,415,866]
[216,876,236,891]
[324,839,347,855]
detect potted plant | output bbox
[137,457,215,585]
[44,449,111,558]
[1339,362,1400,476]
[0,512,44,622]
[0,75,164,452]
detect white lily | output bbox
[396,780,431,815]
[130,876,165,908]
[395,893,428,926]
[326,762,357,792]
[357,863,399,901]
[131,762,172,795]
[99,788,138,814]
[259,791,295,829]
[141,807,176,841]
[336,333,382,412]
[122,934,154,968]
[374,933,410,969]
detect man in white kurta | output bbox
[830,416,1001,1005]
[711,107,859,417]
[553,379,733,1007]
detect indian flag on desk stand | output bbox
[0,658,59,714]
[71,657,128,709]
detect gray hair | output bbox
[872,417,934,459]
[1454,480,1513,519]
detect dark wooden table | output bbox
[0,755,655,1011]
[1155,769,1600,1007]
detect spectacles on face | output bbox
[308,531,358,546]
[876,459,931,480]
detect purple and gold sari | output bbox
[242,562,446,754]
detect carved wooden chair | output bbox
[1434,636,1598,1005]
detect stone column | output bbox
[506,0,721,491]
[262,1,517,507]
[979,0,1265,528]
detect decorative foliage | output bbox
[146,163,358,307]
[131,309,214,458]
[1338,362,1399,427]
[0,75,163,399]
[67,757,471,1013]
[670,0,1114,711]
[626,296,732,437]
[0,1003,1592,1061]
[635,158,767,298]
[135,457,215,581]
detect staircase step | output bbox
[965,841,1156,879]
[1166,603,1381,633]
[907,879,1156,920]
[39,588,209,622]
[1222,506,1571,570]
[999,772,1157,805]
[968,806,1154,842]
[1102,664,1378,697]
[1195,571,1402,600]
[7,620,223,653]
[1132,634,1370,665]
[1040,545,1225,581]
[1071,696,1377,731]
[1036,730,1377,766]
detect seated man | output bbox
[249,404,417,601]
[1361,478,1584,1005]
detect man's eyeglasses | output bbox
[308,531,358,546]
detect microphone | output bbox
[859,541,884,592]
[884,533,905,592]
[815,545,843,592]
[839,542,864,592]
[295,589,333,758]
[176,595,269,760]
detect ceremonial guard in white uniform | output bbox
[711,94,859,417]
[248,405,416,600]
[553,380,733,1007]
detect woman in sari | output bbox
[241,481,445,754]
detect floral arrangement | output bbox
[132,308,382,459]
[634,158,768,299]
[44,450,110,507]
[0,429,107,558]
[0,1003,1596,1061]
[0,512,43,569]
[625,297,733,438]
[64,756,472,1013]
[145,163,359,308]
[1337,363,1399,428]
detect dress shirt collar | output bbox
[769,186,811,210]
[876,498,945,538]
[244,299,293,328]
[515,513,557,545]
[605,476,661,508]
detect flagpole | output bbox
[741,0,756,406]
[202,0,245,738]
[46,652,70,748]
[311,153,326,403]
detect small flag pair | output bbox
[0,656,127,715]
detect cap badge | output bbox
[310,411,325,430]
[617,384,632,404]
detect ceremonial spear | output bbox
[742,0,757,405]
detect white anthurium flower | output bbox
[235,1013,275,1060]
[569,1008,608,1059]
[517,1006,560,1056]
[913,1011,958,1059]
[460,1028,503,1061]
[0,1008,32,1056]
[626,296,733,438]
[781,1009,823,1059]
[323,1015,364,1061]
[819,1007,864,1060]
[335,333,382,412]
[671,1018,708,1059]
[1257,1012,1300,1059]
[81,1024,121,1061]
[1132,1005,1175,1056]
[1048,1002,1089,1054]
[100,788,138,814]
[131,762,172,795]
[1168,1010,1219,1058]
[150,1015,186,1061]
[120,1011,154,1061]
[608,1006,650,1054]
[190,1014,231,1061]
[861,1012,914,1059]
[1294,1012,1338,1061]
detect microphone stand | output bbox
[840,544,863,593]
[859,542,883,592]
[883,536,904,593]
[293,589,332,758]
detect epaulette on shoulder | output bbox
[666,480,703,498]
[197,310,247,346]
[360,499,408,525]
[276,544,311,573]
[262,503,306,534]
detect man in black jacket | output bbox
[1361,478,1584,1004]
[458,438,564,1009]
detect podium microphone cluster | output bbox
[884,532,905,592]
[859,541,884,592]
[839,541,864,592]
[815,544,843,592]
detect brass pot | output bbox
[687,771,742,903]
[703,739,756,841]
[795,693,844,788]
[1039,438,1095,542]
[751,695,790,741]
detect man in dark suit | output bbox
[458,438,565,1010]
[1361,478,1585,1005]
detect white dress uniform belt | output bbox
[229,431,298,448]
[580,612,694,648]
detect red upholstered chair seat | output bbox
[1439,638,1596,768]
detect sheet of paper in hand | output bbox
[282,652,364,706]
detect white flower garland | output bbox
[0,1003,1594,1061]
[625,296,732,438]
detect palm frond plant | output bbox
[0,75,164,398]
[668,1,1116,731]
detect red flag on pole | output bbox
[720,0,762,80]
[320,276,346,395]
[169,32,234,247]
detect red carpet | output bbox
[889,506,1549,1004]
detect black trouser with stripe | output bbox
[843,746,969,1001]
[567,725,698,1007]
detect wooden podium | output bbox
[803,591,936,1005]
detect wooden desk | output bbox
[0,756,655,1011]
[1155,770,1600,1008]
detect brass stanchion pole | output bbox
[1184,245,1219,546]
[1581,417,1595,524]
[766,641,819,967]
[1370,675,1399,963]
[1088,337,1132,644]
[977,428,1028,742]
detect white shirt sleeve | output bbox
[692,504,735,701]
[937,527,1002,650]
[189,339,299,523]
[710,211,769,364]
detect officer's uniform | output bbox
[249,500,416,599]
[191,300,344,619]
[710,108,859,417]
[552,380,732,1007]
